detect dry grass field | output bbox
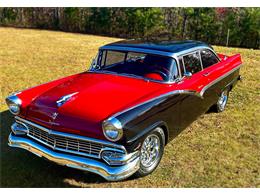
[0,27,259,187]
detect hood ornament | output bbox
[56,92,78,107]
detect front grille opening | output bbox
[17,119,123,159]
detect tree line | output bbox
[0,8,259,49]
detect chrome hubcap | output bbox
[218,90,228,111]
[140,134,160,168]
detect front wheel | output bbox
[135,127,165,177]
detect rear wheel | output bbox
[214,89,230,112]
[135,127,165,177]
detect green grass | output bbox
[0,27,259,187]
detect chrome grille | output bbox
[16,118,125,159]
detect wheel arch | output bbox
[158,123,169,145]
[126,120,169,146]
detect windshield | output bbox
[91,50,179,82]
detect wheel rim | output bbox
[217,90,228,111]
[140,134,160,168]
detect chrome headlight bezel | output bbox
[5,95,22,115]
[102,117,123,142]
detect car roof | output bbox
[102,39,211,54]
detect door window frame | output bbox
[177,50,203,78]
[199,49,220,69]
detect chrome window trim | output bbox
[175,57,182,79]
[172,46,219,81]
[199,48,221,69]
[176,56,186,79]
[100,45,219,60]
[91,45,218,83]
[198,51,204,70]
[174,46,220,61]
[100,45,174,58]
[182,57,186,74]
[89,50,180,84]
[15,116,127,153]
[178,50,203,74]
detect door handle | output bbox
[203,72,210,76]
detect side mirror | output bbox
[183,72,192,78]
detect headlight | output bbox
[102,117,123,142]
[5,95,22,115]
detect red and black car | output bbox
[6,40,242,181]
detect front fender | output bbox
[115,93,183,152]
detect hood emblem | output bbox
[56,92,78,107]
[51,112,59,120]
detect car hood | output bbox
[25,72,163,139]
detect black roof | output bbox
[103,39,211,54]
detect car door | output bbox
[176,51,210,129]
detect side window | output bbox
[104,50,126,66]
[183,52,202,74]
[200,49,219,69]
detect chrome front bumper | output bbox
[8,133,140,181]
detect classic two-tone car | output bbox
[6,40,242,181]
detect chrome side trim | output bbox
[15,116,127,153]
[110,90,201,119]
[199,64,242,96]
[8,133,140,181]
[109,64,242,119]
